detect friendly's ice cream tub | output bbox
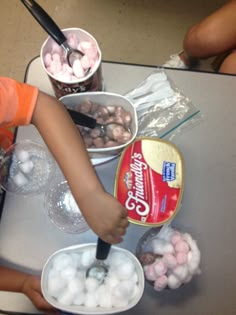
[114,137,184,226]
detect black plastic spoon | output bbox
[67,108,130,139]
[86,238,111,284]
[21,0,87,69]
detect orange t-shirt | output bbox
[0,77,39,128]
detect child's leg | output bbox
[219,50,236,74]
[183,1,236,60]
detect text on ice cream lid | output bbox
[114,137,184,226]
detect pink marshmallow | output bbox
[78,41,98,59]
[154,275,168,291]
[62,63,74,74]
[67,33,79,49]
[144,264,157,282]
[170,232,182,245]
[50,59,62,75]
[176,252,188,265]
[52,53,61,62]
[175,240,190,254]
[162,253,177,269]
[153,260,167,276]
[56,71,72,82]
[51,42,63,54]
[44,34,99,82]
[44,53,52,67]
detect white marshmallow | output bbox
[80,249,96,268]
[13,172,28,187]
[53,253,75,271]
[96,285,112,308]
[168,274,182,289]
[151,238,174,255]
[60,265,77,283]
[172,264,189,282]
[73,291,86,306]
[15,149,30,162]
[111,295,129,308]
[113,280,135,299]
[113,259,135,280]
[84,292,98,307]
[108,252,127,267]
[19,160,34,174]
[85,277,100,292]
[104,275,119,289]
[68,277,84,294]
[57,287,76,305]
[47,269,66,298]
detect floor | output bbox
[0,0,227,82]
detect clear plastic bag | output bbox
[124,69,203,140]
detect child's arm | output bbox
[31,91,129,244]
[0,266,56,312]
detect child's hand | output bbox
[21,275,57,313]
[79,190,129,244]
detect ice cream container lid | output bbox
[114,137,184,226]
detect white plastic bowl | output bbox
[41,243,145,314]
[59,92,138,159]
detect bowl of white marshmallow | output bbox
[0,140,55,195]
[136,226,201,291]
[41,244,145,314]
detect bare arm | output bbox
[31,91,128,244]
[0,266,56,311]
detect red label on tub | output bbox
[114,138,184,226]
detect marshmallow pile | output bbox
[45,248,141,309]
[12,149,34,187]
[63,190,81,214]
[44,32,99,82]
[68,101,133,148]
[138,227,201,291]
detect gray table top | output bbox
[0,58,236,315]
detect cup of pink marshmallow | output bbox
[136,226,201,291]
[40,28,102,99]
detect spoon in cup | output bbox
[21,0,88,71]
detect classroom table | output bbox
[0,57,236,315]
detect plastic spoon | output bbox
[21,0,88,70]
[86,238,111,284]
[67,108,131,140]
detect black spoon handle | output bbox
[66,108,98,129]
[21,0,66,45]
[96,238,111,260]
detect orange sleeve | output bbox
[0,77,39,128]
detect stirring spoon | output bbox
[86,238,111,284]
[67,108,131,140]
[21,0,89,71]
